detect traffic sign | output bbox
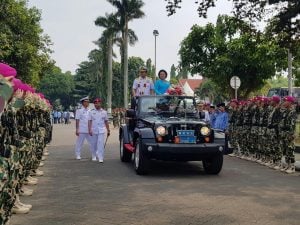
[230,76,241,89]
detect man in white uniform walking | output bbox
[74,96,92,160]
[88,98,110,163]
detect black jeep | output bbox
[119,95,232,175]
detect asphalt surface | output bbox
[11,122,300,225]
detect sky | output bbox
[28,0,233,75]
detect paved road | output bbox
[11,123,300,225]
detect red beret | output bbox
[12,78,22,91]
[230,99,239,104]
[0,63,17,77]
[271,96,280,103]
[284,96,295,103]
[261,97,269,103]
[93,98,102,103]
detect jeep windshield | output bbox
[137,95,198,118]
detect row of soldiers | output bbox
[0,63,52,225]
[228,95,297,174]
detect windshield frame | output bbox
[136,95,198,118]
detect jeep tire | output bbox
[203,153,223,174]
[134,138,149,175]
[120,135,132,162]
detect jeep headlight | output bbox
[200,126,210,136]
[156,126,166,136]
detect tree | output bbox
[95,13,120,114]
[39,66,75,109]
[194,79,220,104]
[293,45,300,86]
[177,66,189,79]
[128,56,145,89]
[73,49,105,105]
[108,0,145,108]
[146,58,155,79]
[0,0,53,86]
[165,0,300,44]
[170,64,176,79]
[179,15,286,99]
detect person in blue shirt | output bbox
[209,105,217,128]
[154,69,170,95]
[214,103,228,131]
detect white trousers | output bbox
[75,133,93,158]
[90,133,105,160]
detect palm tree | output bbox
[95,13,120,114]
[195,79,218,104]
[107,0,145,108]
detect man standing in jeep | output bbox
[131,66,154,109]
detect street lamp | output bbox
[153,29,159,82]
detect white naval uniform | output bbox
[89,108,108,161]
[74,107,92,158]
[132,76,154,96]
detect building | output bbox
[178,79,203,96]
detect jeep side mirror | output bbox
[126,109,136,118]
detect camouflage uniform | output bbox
[278,106,296,171]
[241,103,252,157]
[260,104,272,163]
[0,106,20,224]
[266,105,280,165]
[228,106,238,154]
[250,104,260,159]
[235,106,243,156]
[112,110,119,128]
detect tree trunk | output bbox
[123,18,129,108]
[107,37,113,114]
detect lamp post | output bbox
[153,29,159,82]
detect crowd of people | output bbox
[227,96,297,174]
[0,63,52,224]
[51,110,72,124]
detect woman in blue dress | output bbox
[154,69,170,95]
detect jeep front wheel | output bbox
[134,138,149,175]
[203,154,223,174]
[120,135,132,162]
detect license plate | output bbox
[179,136,196,144]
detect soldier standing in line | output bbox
[279,96,297,174]
[235,101,244,157]
[259,97,272,165]
[120,108,126,125]
[112,108,118,128]
[228,99,239,155]
[74,97,92,160]
[267,96,281,169]
[241,99,253,159]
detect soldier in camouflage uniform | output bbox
[112,108,119,128]
[259,97,272,165]
[249,97,260,161]
[266,96,281,169]
[0,63,27,224]
[278,96,297,174]
[240,100,253,158]
[228,99,239,155]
